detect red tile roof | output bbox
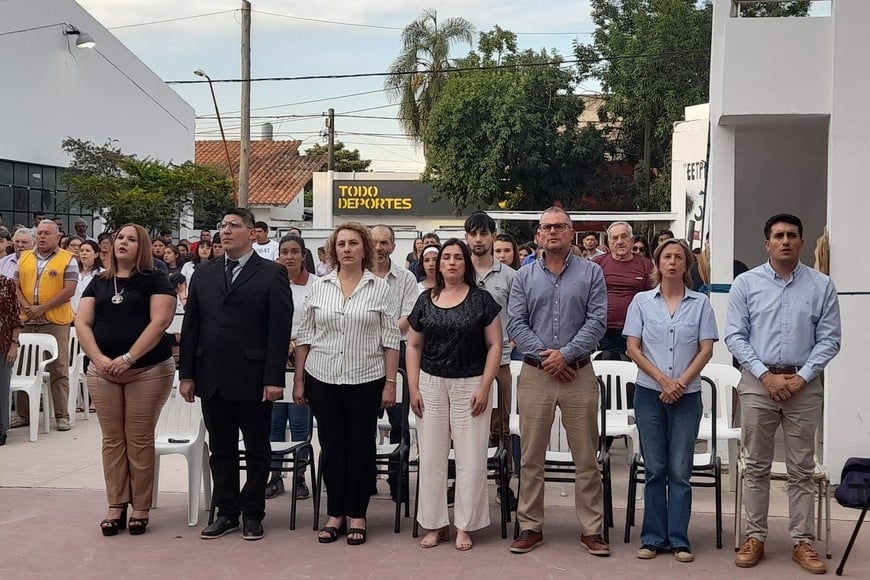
[195,140,328,206]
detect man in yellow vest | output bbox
[11,220,78,431]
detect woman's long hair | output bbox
[432,239,476,299]
[100,224,154,279]
[78,239,103,273]
[495,233,521,270]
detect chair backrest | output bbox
[68,328,82,375]
[593,359,637,428]
[701,363,741,430]
[13,334,59,379]
[509,360,522,414]
[166,314,184,335]
[155,372,204,441]
[698,375,718,458]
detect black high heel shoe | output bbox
[128,512,150,535]
[100,505,128,537]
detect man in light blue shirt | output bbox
[726,213,840,575]
[507,207,610,557]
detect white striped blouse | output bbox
[297,269,401,385]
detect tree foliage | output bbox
[737,1,811,18]
[385,8,475,152]
[304,141,372,173]
[422,32,611,211]
[61,138,234,232]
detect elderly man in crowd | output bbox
[0,227,35,279]
[11,220,78,431]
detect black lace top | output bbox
[409,286,501,378]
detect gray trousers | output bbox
[739,371,823,544]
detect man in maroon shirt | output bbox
[592,221,653,356]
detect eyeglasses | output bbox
[218,221,246,231]
[631,246,645,253]
[538,223,571,233]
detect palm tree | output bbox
[385,8,475,154]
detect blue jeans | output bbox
[634,385,702,550]
[269,402,311,474]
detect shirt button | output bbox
[669,366,673,370]
[669,348,673,351]
[669,329,674,333]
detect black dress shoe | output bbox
[242,519,264,541]
[200,515,239,539]
[0,433,6,446]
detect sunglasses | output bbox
[631,246,645,252]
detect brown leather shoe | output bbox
[510,529,543,553]
[793,542,826,574]
[580,534,610,557]
[735,537,765,568]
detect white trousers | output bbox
[416,370,492,532]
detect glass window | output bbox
[42,190,54,213]
[13,163,29,186]
[29,166,43,188]
[42,167,55,191]
[55,169,67,191]
[29,189,42,213]
[55,190,69,213]
[0,185,12,211]
[13,187,28,211]
[0,161,12,185]
[13,212,29,228]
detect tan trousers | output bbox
[88,359,175,510]
[739,370,823,543]
[416,370,492,532]
[517,363,604,535]
[17,324,70,420]
[490,364,513,472]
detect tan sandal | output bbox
[455,530,473,551]
[419,526,449,548]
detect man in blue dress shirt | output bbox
[726,213,841,575]
[507,207,609,557]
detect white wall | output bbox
[670,104,710,250]
[0,0,194,167]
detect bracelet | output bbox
[385,378,397,384]
[122,352,136,364]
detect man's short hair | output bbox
[657,229,674,239]
[540,206,573,224]
[226,208,255,229]
[583,231,598,240]
[607,221,633,237]
[97,232,112,242]
[764,213,803,239]
[253,220,269,232]
[12,227,35,241]
[422,232,440,244]
[370,224,395,244]
[464,211,496,234]
[287,227,302,237]
[74,218,87,226]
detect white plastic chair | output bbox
[698,363,742,475]
[10,334,58,441]
[77,351,91,421]
[152,373,210,527]
[166,314,184,335]
[592,359,640,457]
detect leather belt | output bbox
[523,356,590,371]
[767,365,799,375]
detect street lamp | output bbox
[194,69,237,202]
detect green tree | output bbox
[304,141,372,173]
[574,0,713,210]
[422,35,611,210]
[737,1,811,17]
[61,138,233,232]
[385,8,475,152]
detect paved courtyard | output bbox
[1,414,867,579]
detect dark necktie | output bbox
[225,259,239,287]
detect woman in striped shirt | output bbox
[294,222,401,546]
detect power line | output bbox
[165,49,710,84]
[106,10,236,30]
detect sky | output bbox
[75,0,598,172]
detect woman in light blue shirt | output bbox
[623,238,718,563]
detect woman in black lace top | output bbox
[406,239,502,551]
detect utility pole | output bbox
[327,107,335,170]
[239,0,251,208]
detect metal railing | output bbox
[731,0,832,18]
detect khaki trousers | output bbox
[416,370,492,532]
[739,370,823,543]
[88,359,174,510]
[17,324,70,420]
[517,363,603,535]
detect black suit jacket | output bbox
[179,252,292,401]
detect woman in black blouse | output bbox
[406,239,502,551]
[75,224,176,537]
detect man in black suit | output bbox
[179,208,292,541]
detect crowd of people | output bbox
[0,208,840,574]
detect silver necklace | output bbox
[111,276,125,305]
